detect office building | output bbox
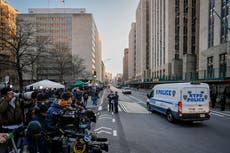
[19,8,102,82]
[199,0,230,92]
[123,48,129,81]
[150,0,200,81]
[128,22,136,80]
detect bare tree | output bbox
[72,54,86,80]
[25,36,50,81]
[0,18,49,92]
[52,42,72,82]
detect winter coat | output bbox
[45,101,62,131]
[0,98,23,126]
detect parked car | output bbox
[122,87,132,94]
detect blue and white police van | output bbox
[147,82,211,122]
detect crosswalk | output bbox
[210,110,230,118]
[118,101,150,114]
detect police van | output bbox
[147,82,210,122]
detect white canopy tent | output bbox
[26,79,65,90]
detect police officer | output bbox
[113,91,119,113]
[107,91,114,112]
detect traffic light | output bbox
[93,70,96,78]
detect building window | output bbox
[208,0,215,48]
[220,0,229,43]
[219,53,227,78]
[207,56,214,78]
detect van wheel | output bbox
[166,111,174,122]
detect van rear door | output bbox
[181,87,210,114]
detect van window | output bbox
[150,90,154,97]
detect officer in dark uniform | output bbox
[113,91,119,113]
[107,91,114,112]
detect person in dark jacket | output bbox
[45,92,72,131]
[113,91,119,113]
[83,90,89,106]
[107,91,114,112]
[221,87,227,111]
[0,87,24,153]
[0,87,23,128]
[210,90,217,108]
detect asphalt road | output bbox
[93,87,230,153]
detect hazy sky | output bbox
[8,0,139,76]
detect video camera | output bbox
[14,91,34,100]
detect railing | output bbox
[128,66,230,84]
[157,67,230,82]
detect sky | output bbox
[8,0,139,76]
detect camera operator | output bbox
[45,92,73,153]
[45,92,72,132]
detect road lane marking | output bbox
[119,103,128,112]
[119,101,150,114]
[129,95,146,104]
[210,112,224,117]
[99,114,112,118]
[96,130,112,135]
[113,130,117,136]
[112,118,116,123]
[94,126,112,131]
[211,110,230,117]
[98,117,113,120]
[118,105,122,111]
[98,106,102,111]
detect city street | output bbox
[94,87,230,153]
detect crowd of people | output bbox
[0,85,102,153]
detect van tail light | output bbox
[178,101,183,116]
[208,101,211,113]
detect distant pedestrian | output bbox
[221,87,227,111]
[83,90,89,106]
[91,91,98,105]
[113,91,119,113]
[210,90,217,108]
[107,91,114,112]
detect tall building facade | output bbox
[19,8,102,82]
[0,0,18,84]
[128,22,136,80]
[136,0,151,82]
[199,0,230,92]
[150,0,200,81]
[123,48,129,81]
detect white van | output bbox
[147,82,211,122]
